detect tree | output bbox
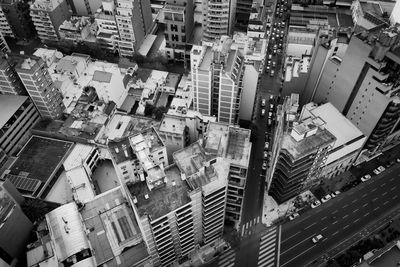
[144,103,155,117]
[154,106,168,120]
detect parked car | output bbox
[272,61,276,68]
[268,112,273,119]
[321,194,331,203]
[270,103,274,109]
[289,212,299,221]
[311,200,321,209]
[361,174,372,182]
[261,109,266,117]
[261,99,266,107]
[264,151,269,159]
[373,166,385,175]
[397,158,400,163]
[330,191,341,198]
[264,142,269,150]
[262,162,267,170]
[268,119,272,126]
[270,70,275,77]
[312,234,323,244]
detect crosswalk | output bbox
[240,215,261,237]
[218,247,236,267]
[257,227,278,267]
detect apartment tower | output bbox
[202,0,237,41]
[0,0,35,39]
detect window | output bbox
[170,24,178,31]
[118,216,133,240]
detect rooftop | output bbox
[159,114,186,134]
[282,125,336,160]
[8,136,72,183]
[63,144,95,171]
[0,95,28,128]
[164,72,181,90]
[30,0,65,11]
[128,164,191,220]
[173,141,212,178]
[81,187,147,267]
[108,137,136,164]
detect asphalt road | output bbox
[279,163,400,267]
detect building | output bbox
[202,0,237,41]
[68,0,102,16]
[58,16,97,42]
[26,190,151,267]
[0,55,27,95]
[163,0,194,65]
[0,31,9,54]
[30,0,72,42]
[351,0,389,32]
[236,0,253,26]
[0,95,40,156]
[95,0,120,52]
[300,102,366,178]
[390,0,400,25]
[305,26,400,155]
[191,36,245,124]
[158,114,189,163]
[0,180,33,267]
[0,0,35,39]
[0,135,73,198]
[15,55,65,119]
[246,0,266,39]
[268,116,335,204]
[204,122,252,229]
[127,142,230,266]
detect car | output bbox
[268,112,273,118]
[377,166,385,172]
[279,43,282,48]
[330,190,341,198]
[268,54,272,60]
[264,142,269,150]
[261,109,266,117]
[272,61,276,68]
[262,162,267,170]
[312,234,323,244]
[270,70,275,76]
[261,99,266,107]
[321,194,331,203]
[361,174,372,182]
[264,151,269,158]
[268,119,272,126]
[289,212,299,221]
[270,103,274,109]
[265,66,270,73]
[397,158,400,163]
[273,49,277,55]
[267,60,271,65]
[270,95,274,100]
[373,168,381,175]
[311,200,321,209]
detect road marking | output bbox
[280,245,315,267]
[390,178,394,181]
[321,216,327,220]
[393,196,398,200]
[322,226,327,231]
[354,218,360,223]
[343,215,348,219]
[382,183,386,186]
[280,231,299,244]
[304,222,316,230]
[332,220,338,224]
[280,233,316,255]
[332,231,339,236]
[353,209,359,213]
[373,207,380,211]
[332,210,338,214]
[352,199,357,203]
[362,193,368,197]
[261,229,277,241]
[364,212,370,217]
[382,192,387,196]
[363,203,368,207]
[344,225,349,229]
[259,242,275,254]
[383,201,389,205]
[391,187,397,191]
[371,188,377,192]
[372,197,378,201]
[343,204,348,208]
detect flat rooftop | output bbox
[128,165,191,220]
[282,127,336,160]
[164,72,181,90]
[140,127,164,153]
[9,136,73,181]
[368,241,400,267]
[309,103,364,149]
[0,95,28,128]
[108,137,136,164]
[199,46,213,71]
[80,187,147,267]
[173,142,212,178]
[159,114,186,134]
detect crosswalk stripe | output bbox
[260,242,275,254]
[261,230,276,241]
[259,256,275,267]
[258,250,275,262]
[219,251,235,265]
[220,258,235,267]
[260,237,276,250]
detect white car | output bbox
[311,200,321,209]
[261,109,266,117]
[312,234,323,244]
[261,99,266,107]
[361,174,372,182]
[330,191,341,198]
[289,212,299,221]
[377,166,385,172]
[262,162,267,170]
[270,103,274,109]
[397,158,400,163]
[264,142,269,150]
[268,112,273,118]
[321,194,331,203]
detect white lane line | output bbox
[280,231,299,244]
[352,199,357,203]
[332,210,338,214]
[322,226,327,231]
[321,216,327,220]
[382,192,388,196]
[354,218,360,223]
[260,239,276,251]
[362,193,368,197]
[344,225,349,229]
[383,201,389,205]
[280,245,315,267]
[372,197,378,201]
[353,209,359,213]
[259,244,275,256]
[363,203,368,207]
[393,195,398,200]
[280,233,316,255]
[390,178,395,181]
[332,231,339,236]
[259,256,275,267]
[343,215,348,219]
[364,212,370,217]
[332,220,338,224]
[219,252,235,265]
[372,188,377,192]
[245,222,249,229]
[259,249,275,261]
[304,222,316,230]
[391,187,397,191]
[343,204,348,208]
[382,183,386,186]
[373,207,380,211]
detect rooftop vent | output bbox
[144,194,149,199]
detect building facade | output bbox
[0,0,35,39]
[15,56,65,119]
[0,95,40,156]
[202,0,236,41]
[0,31,9,54]
[30,0,72,41]
[0,55,27,95]
[164,0,194,64]
[191,37,245,124]
[68,0,102,16]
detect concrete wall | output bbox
[239,65,258,121]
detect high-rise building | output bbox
[68,0,102,16]
[15,55,65,119]
[0,31,9,54]
[202,0,237,41]
[305,26,400,153]
[237,0,256,27]
[190,36,245,124]
[268,115,335,204]
[0,55,27,95]
[0,0,35,39]
[30,0,71,42]
[0,95,40,156]
[164,0,194,65]
[390,0,400,25]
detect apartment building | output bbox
[247,0,266,38]
[202,0,236,41]
[30,0,71,42]
[58,16,96,42]
[164,0,194,64]
[300,102,366,179]
[390,0,400,25]
[0,0,35,39]
[236,0,253,26]
[0,95,40,156]
[0,180,33,267]
[0,30,8,54]
[190,36,245,124]
[68,0,102,16]
[0,55,27,95]
[305,26,400,154]
[15,55,65,119]
[204,122,252,229]
[95,0,119,52]
[269,116,335,204]
[351,0,389,31]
